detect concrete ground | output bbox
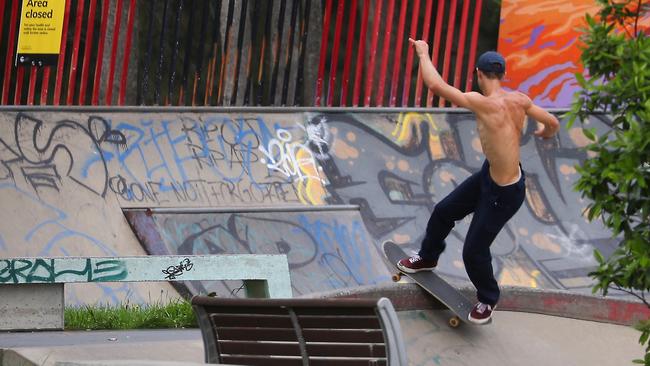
[0,310,644,366]
[401,310,643,366]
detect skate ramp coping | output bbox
[0,255,291,331]
[305,282,650,326]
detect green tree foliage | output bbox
[567,1,650,364]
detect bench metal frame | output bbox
[192,296,407,366]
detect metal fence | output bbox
[317,0,486,107]
[0,0,490,107]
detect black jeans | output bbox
[419,160,526,306]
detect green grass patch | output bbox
[64,298,198,330]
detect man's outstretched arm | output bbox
[523,96,560,138]
[409,38,481,110]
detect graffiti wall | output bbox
[126,210,390,297]
[498,0,650,108]
[0,108,616,304]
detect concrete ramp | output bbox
[305,283,649,365]
[0,107,643,366]
[0,108,618,304]
[125,206,391,297]
[399,310,642,366]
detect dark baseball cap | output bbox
[476,51,506,74]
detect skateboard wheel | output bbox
[448,316,461,328]
[392,273,402,282]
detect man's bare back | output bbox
[473,90,527,185]
[408,38,559,185]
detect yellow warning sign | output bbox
[15,0,67,66]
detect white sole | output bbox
[396,261,435,274]
[467,315,492,325]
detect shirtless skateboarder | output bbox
[397,38,560,324]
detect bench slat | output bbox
[211,314,381,330]
[298,315,381,329]
[205,306,290,315]
[303,329,385,343]
[210,313,293,328]
[306,343,387,358]
[193,297,380,308]
[216,327,297,341]
[216,326,386,343]
[294,307,378,316]
[309,358,387,366]
[220,355,388,366]
[218,340,301,356]
[205,306,377,317]
[220,355,305,365]
[217,340,387,358]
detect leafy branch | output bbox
[567,1,650,364]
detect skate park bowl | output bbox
[0,106,646,365]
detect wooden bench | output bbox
[191,296,407,366]
[0,255,292,330]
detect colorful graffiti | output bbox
[498,0,650,107]
[0,109,618,304]
[310,112,615,292]
[105,114,328,207]
[0,258,127,284]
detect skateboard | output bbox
[383,240,488,327]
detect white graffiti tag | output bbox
[302,116,331,160]
[259,127,324,183]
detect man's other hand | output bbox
[534,122,557,139]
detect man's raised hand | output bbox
[408,38,429,57]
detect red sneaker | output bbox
[396,255,437,273]
[468,302,494,324]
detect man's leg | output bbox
[462,213,501,306]
[418,169,482,262]
[463,170,526,323]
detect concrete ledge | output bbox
[0,255,292,331]
[0,255,292,299]
[0,283,63,330]
[304,282,650,326]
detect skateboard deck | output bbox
[383,240,489,327]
